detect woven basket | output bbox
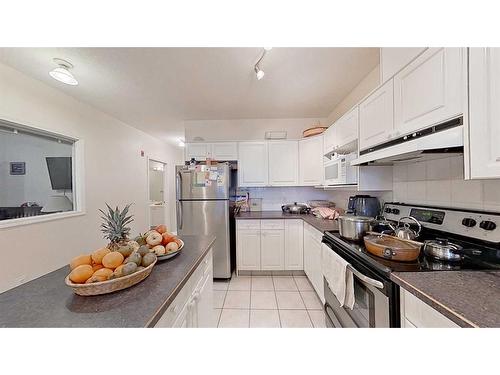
[65,259,157,296]
[303,126,328,138]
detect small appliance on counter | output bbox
[322,202,500,328]
[347,195,380,217]
[281,202,310,214]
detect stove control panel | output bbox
[383,203,500,243]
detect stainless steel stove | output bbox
[322,203,500,328]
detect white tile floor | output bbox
[213,275,326,328]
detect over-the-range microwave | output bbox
[324,152,357,186]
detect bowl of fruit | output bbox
[135,224,184,261]
[65,204,158,296]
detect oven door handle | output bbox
[347,264,384,289]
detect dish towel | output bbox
[321,244,355,309]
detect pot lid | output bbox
[339,215,373,222]
[283,202,308,209]
[424,238,463,251]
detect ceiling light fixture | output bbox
[254,47,272,81]
[49,58,78,86]
[178,139,185,147]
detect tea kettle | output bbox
[393,216,422,241]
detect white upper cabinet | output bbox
[211,142,238,160]
[393,48,466,136]
[299,135,323,186]
[469,48,500,179]
[238,142,269,187]
[268,141,299,186]
[335,107,359,149]
[185,143,212,161]
[185,142,237,161]
[359,79,395,151]
[323,125,336,154]
[380,48,427,83]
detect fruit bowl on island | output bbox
[136,224,185,262]
[65,204,159,296]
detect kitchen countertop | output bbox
[235,211,339,233]
[391,271,500,328]
[0,235,216,328]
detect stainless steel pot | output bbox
[423,238,464,262]
[281,202,310,214]
[338,215,374,241]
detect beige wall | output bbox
[0,62,183,293]
[184,117,327,142]
[325,65,380,125]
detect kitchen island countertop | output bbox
[391,270,500,328]
[235,211,338,233]
[0,235,216,328]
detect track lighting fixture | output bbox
[254,47,272,80]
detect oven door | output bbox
[322,240,393,328]
[324,157,345,185]
[324,275,390,328]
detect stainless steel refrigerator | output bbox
[176,163,235,279]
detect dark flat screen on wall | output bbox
[46,157,72,190]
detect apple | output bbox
[161,232,176,245]
[166,242,179,253]
[146,231,162,246]
[152,245,166,256]
[155,224,167,234]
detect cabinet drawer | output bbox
[261,219,285,230]
[402,289,459,328]
[237,220,261,230]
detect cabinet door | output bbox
[211,142,238,160]
[393,48,466,136]
[380,47,427,83]
[359,79,395,151]
[260,229,285,270]
[299,135,324,186]
[193,271,214,328]
[310,237,324,303]
[238,142,268,186]
[172,298,194,328]
[185,143,211,161]
[469,48,500,179]
[284,220,304,270]
[303,226,313,279]
[268,141,299,186]
[237,229,261,270]
[323,125,337,154]
[335,107,359,148]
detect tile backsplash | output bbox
[246,186,391,211]
[393,155,500,212]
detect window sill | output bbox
[0,210,86,230]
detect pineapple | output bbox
[99,203,134,250]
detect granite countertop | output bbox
[235,211,339,233]
[391,270,500,328]
[0,235,216,328]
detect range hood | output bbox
[351,117,464,166]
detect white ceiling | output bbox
[0,47,379,143]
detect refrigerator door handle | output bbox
[177,201,183,230]
[176,171,182,201]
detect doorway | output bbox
[148,159,167,230]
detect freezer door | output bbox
[177,200,231,278]
[176,164,230,200]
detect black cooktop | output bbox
[323,229,500,276]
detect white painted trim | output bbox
[0,211,86,229]
[0,119,85,230]
[146,157,168,229]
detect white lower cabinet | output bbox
[284,220,304,270]
[303,223,325,303]
[155,249,214,328]
[400,289,459,328]
[261,229,285,270]
[236,219,304,272]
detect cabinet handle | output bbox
[170,304,178,313]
